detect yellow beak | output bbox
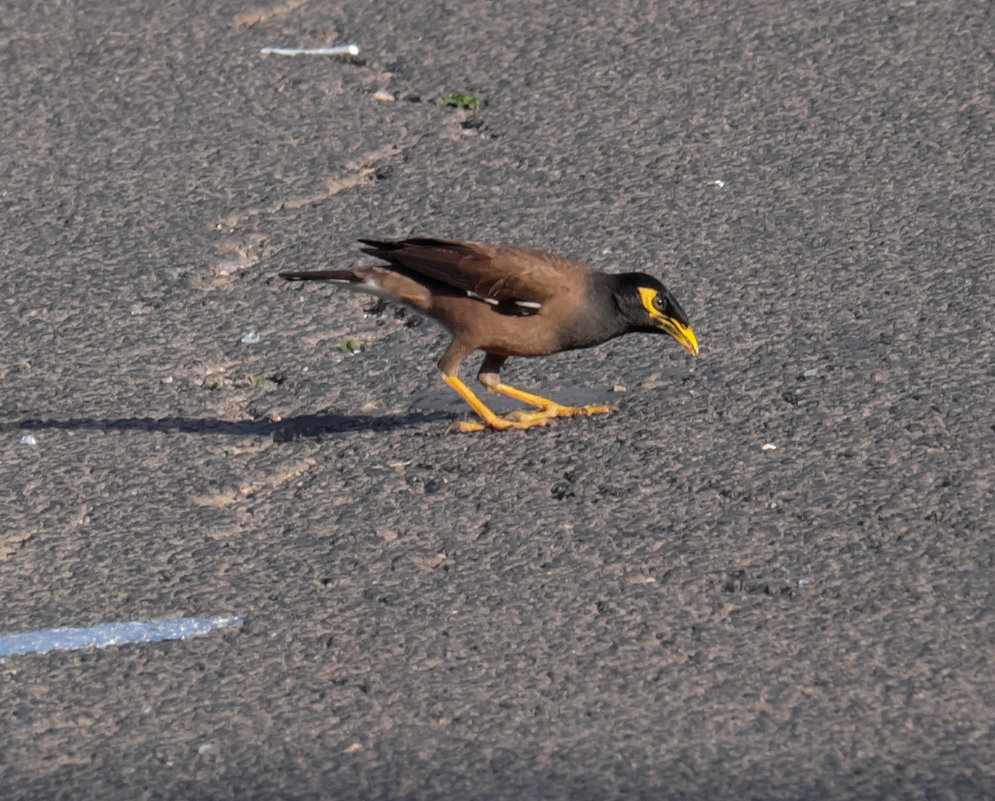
[657,317,699,356]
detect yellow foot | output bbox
[508,402,616,420]
[487,382,616,420]
[452,420,486,433]
[442,374,616,433]
[451,413,553,433]
[451,403,616,433]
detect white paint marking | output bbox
[0,616,243,658]
[261,45,359,57]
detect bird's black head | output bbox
[613,273,699,355]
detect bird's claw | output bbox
[452,414,552,433]
[452,402,616,432]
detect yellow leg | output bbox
[443,375,615,432]
[443,375,552,432]
[488,382,616,420]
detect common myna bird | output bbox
[280,237,698,432]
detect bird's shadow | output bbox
[3,410,451,440]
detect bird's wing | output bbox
[358,237,589,307]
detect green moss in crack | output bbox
[443,92,482,111]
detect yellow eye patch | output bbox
[638,287,661,316]
[637,285,699,355]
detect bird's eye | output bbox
[653,294,665,310]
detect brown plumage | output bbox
[281,237,698,431]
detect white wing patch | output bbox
[467,290,500,306]
[466,290,542,313]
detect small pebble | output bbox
[213,261,239,277]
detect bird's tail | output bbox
[280,269,357,282]
[280,265,433,311]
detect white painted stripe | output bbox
[260,45,359,56]
[0,616,243,657]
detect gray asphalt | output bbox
[2,1,994,799]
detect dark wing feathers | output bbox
[357,237,589,305]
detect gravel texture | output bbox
[2,1,994,799]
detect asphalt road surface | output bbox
[2,1,994,799]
